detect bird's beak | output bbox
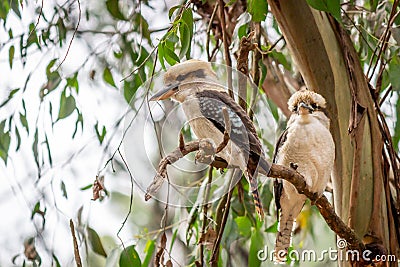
[298,102,314,114]
[149,83,179,101]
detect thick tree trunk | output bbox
[267,0,399,265]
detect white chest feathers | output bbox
[276,113,335,193]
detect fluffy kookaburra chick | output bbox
[149,59,270,220]
[273,89,335,261]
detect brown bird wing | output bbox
[272,128,289,218]
[196,90,270,174]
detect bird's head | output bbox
[149,59,220,102]
[288,89,326,115]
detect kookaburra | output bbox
[273,89,335,261]
[149,59,270,220]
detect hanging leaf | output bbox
[393,94,400,151]
[235,216,252,238]
[32,128,39,169]
[0,88,20,108]
[66,72,79,93]
[119,245,141,267]
[20,113,29,134]
[247,0,268,22]
[60,180,68,199]
[44,134,52,166]
[9,45,15,69]
[142,240,156,267]
[181,9,193,58]
[248,229,263,267]
[88,227,107,257]
[265,220,278,233]
[72,111,83,138]
[123,76,140,105]
[52,254,61,267]
[103,67,117,88]
[168,5,181,20]
[80,184,93,191]
[27,23,39,48]
[94,123,106,144]
[179,22,191,59]
[106,0,126,20]
[158,43,166,69]
[0,121,11,164]
[0,1,10,20]
[134,14,150,42]
[389,62,400,91]
[163,46,180,65]
[57,91,76,120]
[15,125,21,151]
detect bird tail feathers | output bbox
[250,175,265,220]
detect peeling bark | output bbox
[267,0,399,265]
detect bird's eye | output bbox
[311,103,319,110]
[293,105,298,112]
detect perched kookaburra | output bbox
[273,89,335,261]
[149,59,270,220]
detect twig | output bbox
[116,149,134,247]
[28,0,44,39]
[147,139,366,254]
[210,170,241,266]
[206,3,219,61]
[250,23,262,120]
[379,85,393,106]
[199,167,214,266]
[366,0,400,81]
[56,0,81,70]
[237,31,255,111]
[268,164,365,251]
[217,0,234,99]
[69,220,82,267]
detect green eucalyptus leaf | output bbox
[15,125,21,151]
[0,126,11,164]
[179,23,191,58]
[0,88,20,108]
[88,227,107,257]
[20,113,29,134]
[393,94,400,151]
[235,216,252,237]
[95,123,106,144]
[163,46,180,65]
[119,245,141,267]
[247,0,268,22]
[106,0,125,20]
[103,67,117,88]
[142,240,156,267]
[249,229,263,267]
[9,45,15,69]
[158,43,166,69]
[389,62,400,91]
[169,5,181,20]
[58,91,76,120]
[33,128,39,168]
[60,180,68,199]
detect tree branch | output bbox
[146,139,366,254]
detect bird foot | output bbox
[195,138,216,165]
